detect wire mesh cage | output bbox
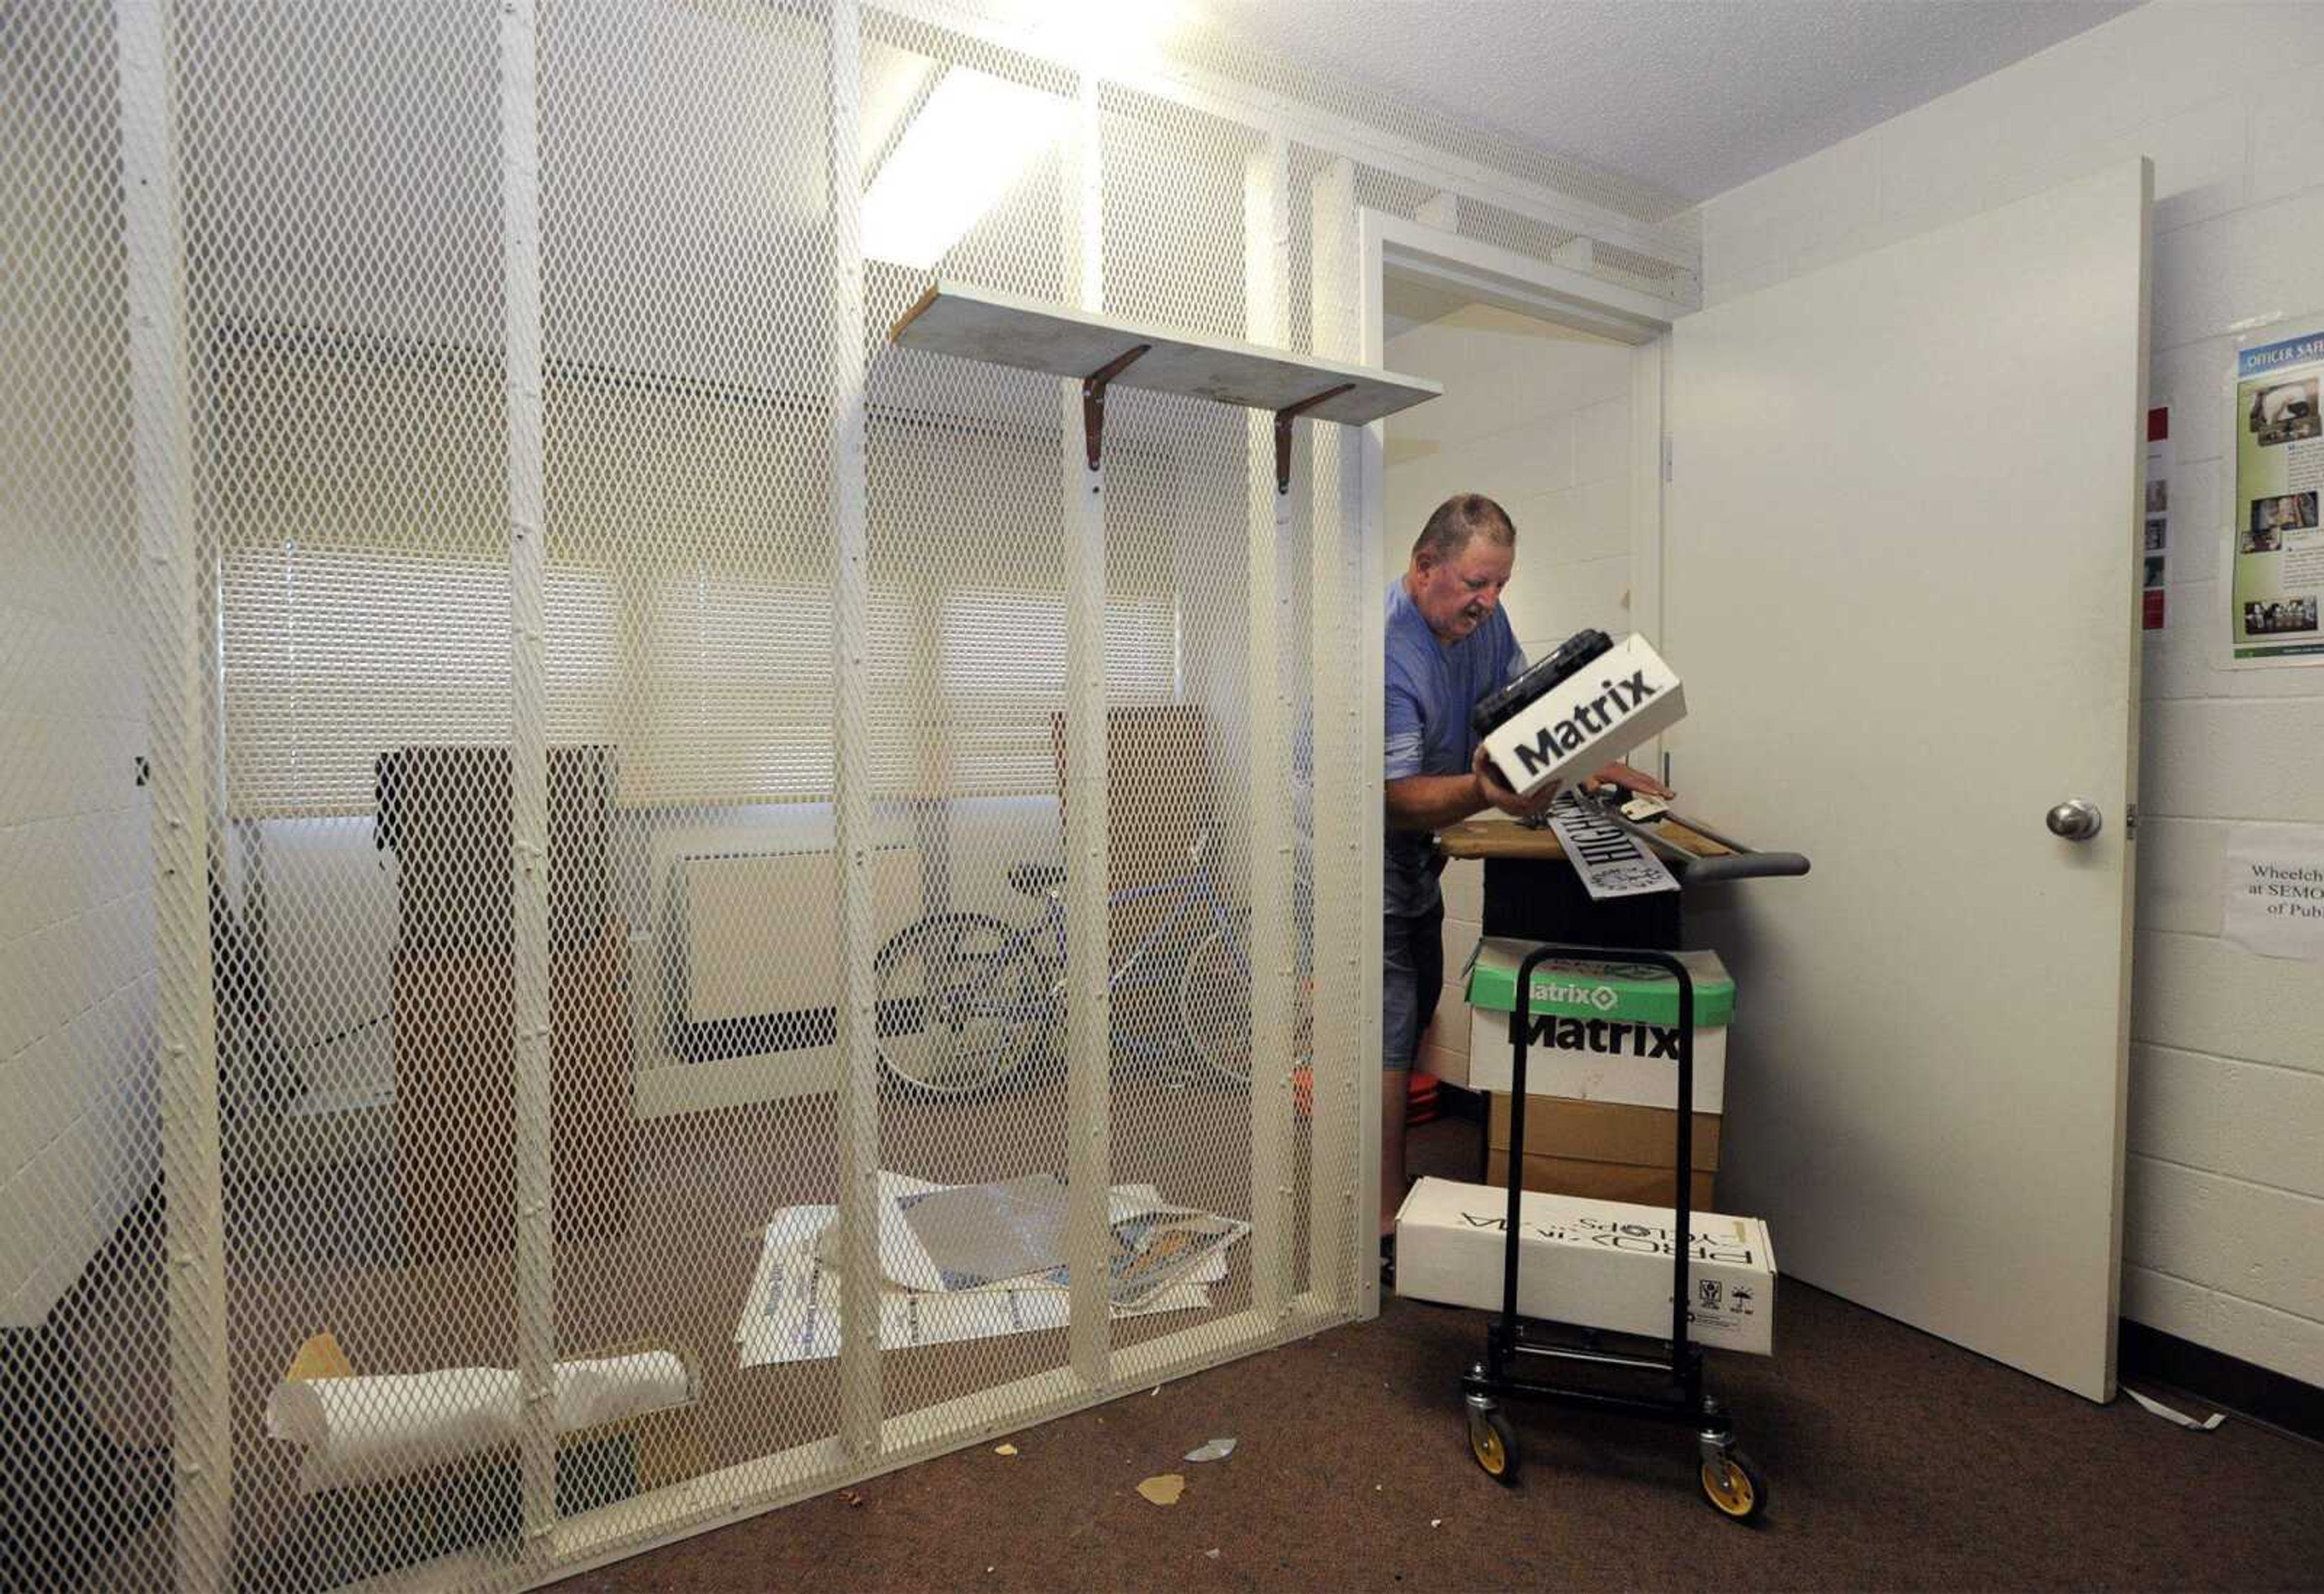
[0,0,1692,1586]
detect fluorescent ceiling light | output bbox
[862,68,1065,272]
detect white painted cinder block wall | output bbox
[0,70,157,1323]
[1383,306,1635,1087]
[1695,0,2324,1388]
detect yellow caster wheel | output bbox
[1699,1448,1767,1523]
[1466,1403,1518,1486]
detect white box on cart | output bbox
[1475,633,1686,799]
[1465,941,1735,1112]
[1394,1176,1777,1356]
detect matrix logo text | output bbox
[1511,671,1661,777]
[1531,980,1620,1012]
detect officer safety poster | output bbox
[2229,326,2324,664]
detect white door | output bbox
[1665,159,2149,1401]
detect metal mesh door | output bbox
[0,0,1722,1582]
[2,4,174,1587]
[174,0,526,1582]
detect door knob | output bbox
[2046,800,2103,841]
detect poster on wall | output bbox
[2227,328,2324,664]
[2144,406,2171,630]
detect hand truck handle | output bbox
[1503,944,1697,1360]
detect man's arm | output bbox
[1384,769,1489,832]
[1387,745,1561,831]
[1385,751,1670,833]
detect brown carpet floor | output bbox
[551,1118,2324,1594]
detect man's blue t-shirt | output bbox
[1384,579,1525,917]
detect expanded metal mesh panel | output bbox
[534,0,847,1548]
[2,4,173,1589]
[172,0,529,1584]
[1094,85,1267,1359]
[0,0,1569,1584]
[854,10,1083,1451]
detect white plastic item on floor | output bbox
[1394,1176,1776,1356]
[264,1349,693,1495]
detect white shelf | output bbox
[890,280,1441,426]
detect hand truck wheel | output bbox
[1465,1400,1518,1486]
[1698,1447,1767,1523]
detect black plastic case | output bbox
[1468,628,1614,740]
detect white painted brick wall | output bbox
[1697,0,2324,1388]
[0,61,158,1325]
[0,593,156,1328]
[1384,305,1635,1088]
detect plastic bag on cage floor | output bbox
[740,1176,1245,1369]
[893,1174,1071,1289]
[813,1170,1068,1293]
[809,1170,1247,1305]
[1104,1207,1250,1311]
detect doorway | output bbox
[1362,216,1676,1096]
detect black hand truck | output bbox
[1460,942,1767,1523]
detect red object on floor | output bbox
[1408,1072,1442,1125]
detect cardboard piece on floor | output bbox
[1394,1176,1776,1356]
[286,1331,356,1382]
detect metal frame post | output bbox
[1305,156,1364,1314]
[497,0,557,1559]
[114,0,232,1581]
[1242,134,1298,1320]
[1060,66,1114,1391]
[827,0,884,1463]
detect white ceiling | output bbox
[1195,0,2136,211]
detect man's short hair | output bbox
[1414,493,1516,563]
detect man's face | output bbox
[1409,536,1513,644]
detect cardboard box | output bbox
[1476,633,1686,799]
[1395,1176,1776,1356]
[1466,939,1734,1112]
[1485,1149,1715,1210]
[1486,1092,1721,1171]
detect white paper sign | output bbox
[1545,790,1678,900]
[2222,823,2324,960]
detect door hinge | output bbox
[2126,802,2138,838]
[1661,435,1673,483]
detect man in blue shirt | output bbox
[1381,493,1662,1236]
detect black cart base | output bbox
[1457,943,1767,1523]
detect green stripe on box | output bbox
[1465,938,1735,1027]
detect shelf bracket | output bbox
[1081,343,1152,472]
[1274,383,1354,494]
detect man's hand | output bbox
[1471,745,1561,820]
[1582,760,1673,800]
